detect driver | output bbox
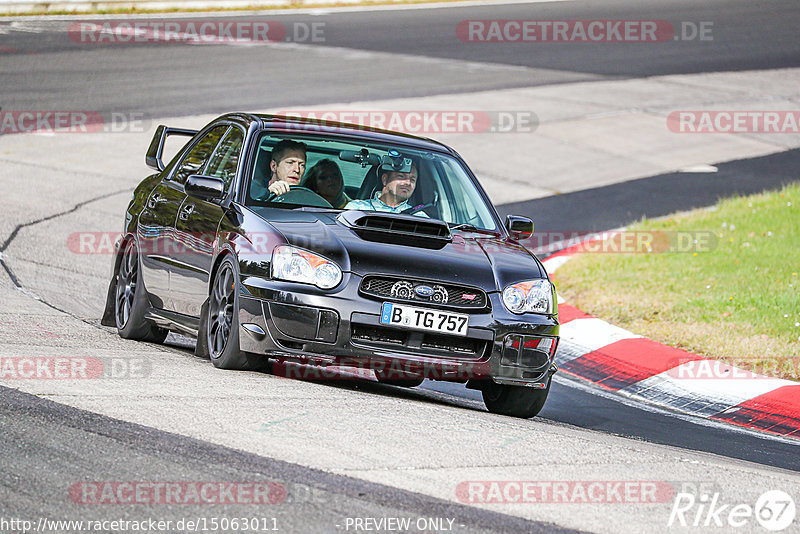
[344,161,428,217]
[266,139,307,197]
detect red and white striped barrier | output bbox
[543,237,800,439]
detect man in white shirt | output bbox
[345,162,428,216]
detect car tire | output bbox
[114,239,168,343]
[482,380,550,418]
[205,255,262,370]
[374,369,425,388]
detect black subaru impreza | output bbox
[101,113,559,418]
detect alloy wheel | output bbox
[115,241,138,329]
[208,262,235,359]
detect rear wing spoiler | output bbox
[146,125,198,172]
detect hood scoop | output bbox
[337,210,452,249]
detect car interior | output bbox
[243,134,497,231]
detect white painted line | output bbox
[560,317,640,349]
[678,164,718,173]
[665,359,793,383]
[648,361,793,401]
[541,254,572,273]
[555,318,641,364]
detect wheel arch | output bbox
[196,246,237,358]
[207,245,238,298]
[100,232,138,327]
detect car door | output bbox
[137,124,228,312]
[171,125,244,317]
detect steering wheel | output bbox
[401,191,439,216]
[267,186,333,208]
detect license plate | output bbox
[379,302,469,336]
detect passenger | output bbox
[345,161,428,217]
[303,159,351,209]
[252,139,307,199]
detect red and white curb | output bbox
[543,236,800,439]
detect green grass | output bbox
[553,182,800,380]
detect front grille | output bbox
[350,324,406,345]
[351,324,485,358]
[360,276,488,309]
[420,332,479,354]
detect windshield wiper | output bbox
[448,223,501,236]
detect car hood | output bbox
[260,209,545,291]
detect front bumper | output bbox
[237,273,559,387]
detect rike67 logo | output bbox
[669,490,796,531]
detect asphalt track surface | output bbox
[496,148,800,234]
[1,0,800,117]
[1,385,572,533]
[2,0,800,532]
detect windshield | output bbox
[245,133,499,231]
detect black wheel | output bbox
[115,239,168,343]
[482,380,550,418]
[205,255,261,370]
[374,368,425,388]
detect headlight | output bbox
[271,245,342,289]
[502,279,554,314]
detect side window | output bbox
[205,127,244,190]
[172,125,228,184]
[427,167,452,223]
[441,161,474,223]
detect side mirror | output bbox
[185,175,225,202]
[505,215,534,240]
